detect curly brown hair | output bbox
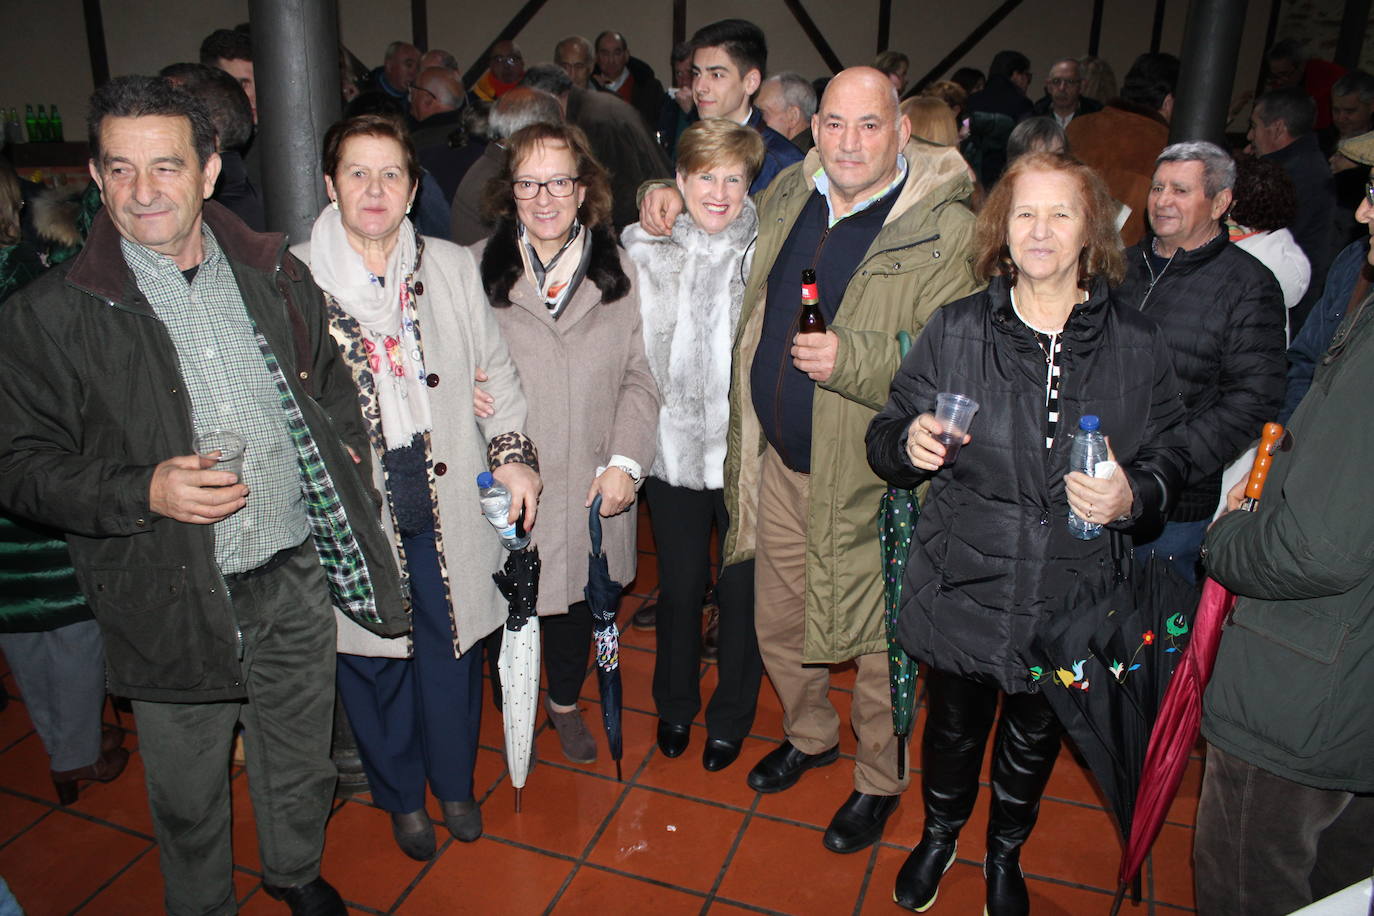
[481,122,613,230]
[1228,153,1297,232]
[973,151,1125,287]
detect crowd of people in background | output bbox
[1,16,1373,916]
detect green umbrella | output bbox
[879,331,920,779]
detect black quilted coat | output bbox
[866,276,1188,693]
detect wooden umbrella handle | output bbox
[1243,422,1286,505]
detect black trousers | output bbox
[543,600,594,707]
[921,668,1062,857]
[644,479,763,740]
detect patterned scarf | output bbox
[308,206,432,450]
[517,221,588,319]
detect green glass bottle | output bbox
[49,105,63,142]
[24,104,36,143]
[36,105,50,142]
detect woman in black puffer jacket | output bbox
[867,152,1188,916]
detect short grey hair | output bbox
[1333,69,1374,104]
[488,88,562,140]
[1155,140,1236,196]
[767,72,817,121]
[520,63,573,97]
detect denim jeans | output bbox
[1133,518,1209,584]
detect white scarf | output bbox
[308,205,432,450]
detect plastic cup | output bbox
[194,429,246,482]
[934,392,979,465]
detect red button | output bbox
[434,462,447,476]
[426,373,439,388]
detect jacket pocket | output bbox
[1208,602,1347,759]
[84,565,206,690]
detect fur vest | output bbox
[479,219,629,307]
[622,202,757,489]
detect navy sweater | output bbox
[750,182,900,471]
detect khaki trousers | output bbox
[753,445,908,796]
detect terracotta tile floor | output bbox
[0,510,1200,914]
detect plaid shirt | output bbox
[123,227,308,575]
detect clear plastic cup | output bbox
[193,429,246,482]
[934,392,979,465]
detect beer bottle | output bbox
[50,105,63,142]
[799,268,826,334]
[36,105,50,142]
[24,104,36,143]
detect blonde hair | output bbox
[900,96,959,146]
[922,80,968,116]
[674,118,767,183]
[0,161,22,247]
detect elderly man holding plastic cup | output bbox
[867,151,1188,915]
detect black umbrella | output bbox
[1027,539,1200,867]
[585,495,625,780]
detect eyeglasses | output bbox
[512,176,580,199]
[1048,78,1081,88]
[492,55,522,66]
[408,85,438,102]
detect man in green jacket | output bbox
[649,67,981,852]
[1195,161,1374,915]
[0,77,405,916]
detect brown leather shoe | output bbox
[100,724,126,754]
[51,746,129,805]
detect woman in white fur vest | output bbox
[622,119,766,773]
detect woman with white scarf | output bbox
[294,114,540,862]
[621,119,766,773]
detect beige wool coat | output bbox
[294,236,531,657]
[475,224,659,616]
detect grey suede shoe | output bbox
[546,698,598,764]
[441,798,482,842]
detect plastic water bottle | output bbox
[476,471,529,550]
[1067,415,1109,540]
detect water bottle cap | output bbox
[476,471,493,487]
[1078,415,1100,432]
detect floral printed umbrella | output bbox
[584,496,625,781]
[493,546,541,812]
[1028,540,1200,890]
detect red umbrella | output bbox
[1111,421,1287,913]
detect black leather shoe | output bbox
[631,603,657,631]
[822,790,900,854]
[893,833,958,911]
[702,737,742,771]
[389,809,436,861]
[984,852,1030,916]
[657,721,691,758]
[746,740,839,793]
[262,877,347,915]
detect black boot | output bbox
[893,670,1000,911]
[893,829,958,911]
[983,690,1062,916]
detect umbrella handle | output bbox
[588,494,605,556]
[1242,422,1285,507]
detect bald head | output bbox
[411,66,466,121]
[419,49,458,72]
[813,67,911,216]
[556,36,594,89]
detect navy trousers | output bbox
[337,532,482,813]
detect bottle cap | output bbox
[476,471,493,487]
[1079,415,1100,432]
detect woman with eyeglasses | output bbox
[476,122,659,766]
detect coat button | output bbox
[299,370,309,381]
[932,250,941,259]
[135,518,148,528]
[413,281,425,296]
[426,373,440,388]
[434,462,448,476]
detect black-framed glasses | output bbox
[512,177,580,199]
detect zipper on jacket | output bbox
[1138,246,1175,312]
